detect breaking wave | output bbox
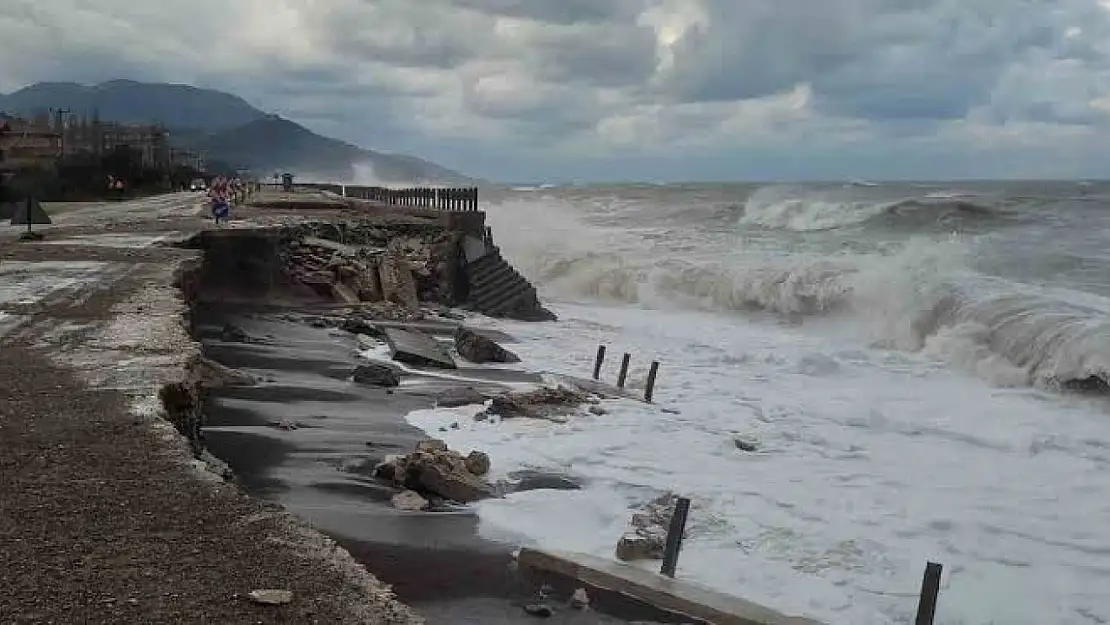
[740,184,1009,232]
[484,190,1110,393]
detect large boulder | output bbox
[373,440,495,503]
[454,327,520,364]
[478,385,591,422]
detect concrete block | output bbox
[382,327,456,369]
[517,548,824,625]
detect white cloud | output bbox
[4,0,1110,180]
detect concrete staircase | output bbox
[466,247,554,321]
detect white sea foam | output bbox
[397,185,1110,624]
[405,302,1110,625]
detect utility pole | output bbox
[51,107,71,157]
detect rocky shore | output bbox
[175,193,707,624]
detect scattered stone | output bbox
[391,490,430,512]
[220,323,248,342]
[504,470,582,493]
[341,316,380,336]
[569,588,590,610]
[351,362,401,387]
[614,492,684,562]
[434,386,486,408]
[523,603,554,618]
[247,589,293,605]
[733,435,760,452]
[18,230,44,241]
[372,454,404,482]
[189,355,256,388]
[478,385,592,422]
[454,326,520,364]
[464,450,491,476]
[416,439,448,453]
[274,420,298,431]
[615,530,668,561]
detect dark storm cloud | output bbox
[4,0,1110,181]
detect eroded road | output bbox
[0,192,421,625]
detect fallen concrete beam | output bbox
[382,326,456,369]
[517,548,824,625]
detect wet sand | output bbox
[195,303,696,624]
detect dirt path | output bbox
[0,193,421,624]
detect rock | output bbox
[733,435,760,452]
[372,454,404,481]
[351,362,401,387]
[435,386,487,408]
[416,439,448,453]
[464,450,491,476]
[506,470,582,493]
[341,316,380,336]
[523,603,554,618]
[189,355,256,388]
[391,490,430,511]
[374,440,496,503]
[378,251,419,310]
[402,450,495,503]
[454,327,521,364]
[274,419,298,431]
[18,231,44,241]
[614,492,686,562]
[587,405,607,416]
[479,386,591,421]
[615,531,666,561]
[247,589,293,605]
[570,588,590,610]
[220,323,249,342]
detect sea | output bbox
[401,181,1110,624]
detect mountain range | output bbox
[0,79,471,183]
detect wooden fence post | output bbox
[660,497,691,578]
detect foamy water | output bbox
[402,182,1110,624]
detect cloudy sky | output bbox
[4,0,1110,182]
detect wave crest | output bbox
[486,191,1110,393]
[740,185,1006,232]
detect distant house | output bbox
[0,115,62,170]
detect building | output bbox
[0,116,62,170]
[96,122,170,169]
[1,113,175,172]
[169,147,206,172]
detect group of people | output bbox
[208,176,249,224]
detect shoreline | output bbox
[0,192,425,623]
[1,188,816,625]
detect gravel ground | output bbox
[0,193,423,624]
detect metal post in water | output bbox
[592,345,606,380]
[660,497,691,578]
[617,353,631,388]
[915,562,943,625]
[644,361,660,402]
